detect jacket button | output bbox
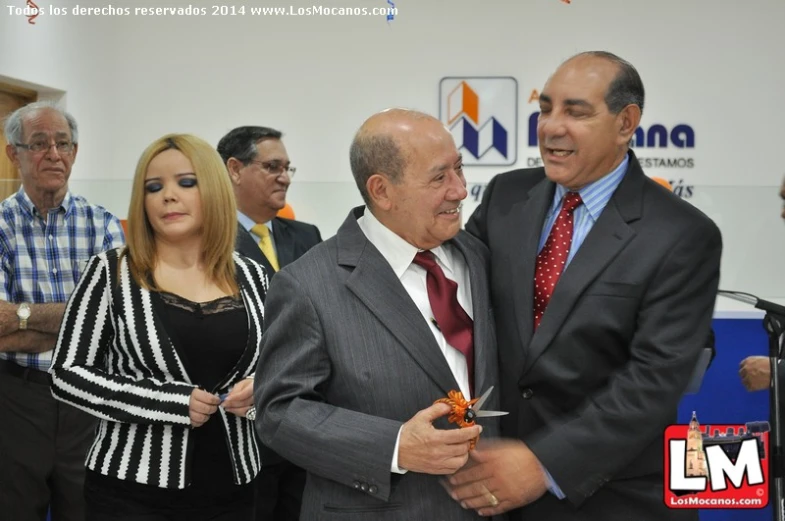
[353,481,361,489]
[522,388,534,399]
[360,482,369,492]
[369,485,378,494]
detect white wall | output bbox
[1,0,784,312]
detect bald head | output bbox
[349,109,446,206]
[556,51,645,116]
[349,108,465,249]
[360,108,439,134]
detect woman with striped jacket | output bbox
[50,134,269,521]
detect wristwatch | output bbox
[17,303,31,330]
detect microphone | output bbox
[720,289,785,516]
[718,290,785,319]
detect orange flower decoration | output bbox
[434,390,481,449]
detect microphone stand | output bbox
[719,290,785,521]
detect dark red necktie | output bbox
[413,251,474,395]
[533,192,583,330]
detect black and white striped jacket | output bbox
[50,247,268,489]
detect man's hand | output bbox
[445,439,548,516]
[189,389,221,427]
[222,378,254,417]
[740,356,772,391]
[397,402,482,475]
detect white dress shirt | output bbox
[357,209,474,473]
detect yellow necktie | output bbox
[251,224,279,271]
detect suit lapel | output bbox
[523,154,644,374]
[505,179,554,375]
[450,232,492,395]
[272,218,296,268]
[339,207,460,396]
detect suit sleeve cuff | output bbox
[391,425,409,474]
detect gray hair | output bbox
[349,133,406,206]
[3,101,79,145]
[349,108,436,206]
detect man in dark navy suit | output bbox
[448,51,721,521]
[218,126,321,276]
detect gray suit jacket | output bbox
[235,216,322,467]
[254,206,501,520]
[466,151,720,521]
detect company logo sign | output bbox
[664,413,769,509]
[439,77,518,166]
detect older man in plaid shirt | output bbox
[0,101,125,521]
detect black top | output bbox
[85,291,252,513]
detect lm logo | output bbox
[439,77,518,166]
[664,413,769,509]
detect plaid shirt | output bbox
[0,188,125,370]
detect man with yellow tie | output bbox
[217,126,322,521]
[218,126,321,277]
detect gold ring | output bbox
[481,485,499,507]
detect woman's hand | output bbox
[222,378,255,418]
[189,388,221,427]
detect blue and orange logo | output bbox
[439,77,518,166]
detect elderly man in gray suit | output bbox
[253,108,502,520]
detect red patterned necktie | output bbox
[413,251,474,395]
[533,192,583,330]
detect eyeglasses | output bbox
[248,160,296,178]
[15,140,75,154]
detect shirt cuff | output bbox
[540,463,566,499]
[390,425,409,474]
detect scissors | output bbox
[434,386,508,449]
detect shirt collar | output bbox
[15,188,74,218]
[237,211,272,233]
[358,208,454,280]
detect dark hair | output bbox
[216,126,283,165]
[577,51,645,115]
